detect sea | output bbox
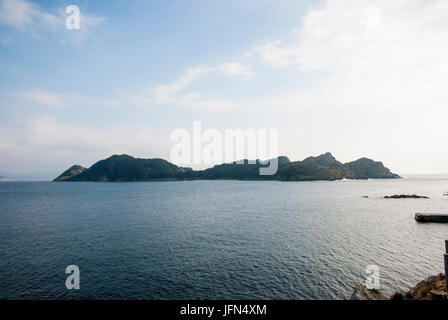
[0,175,447,299]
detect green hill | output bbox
[54,153,400,182]
[56,154,193,182]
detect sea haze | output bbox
[0,176,447,299]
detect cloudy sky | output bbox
[1,0,448,179]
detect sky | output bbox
[1,0,448,179]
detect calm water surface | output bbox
[0,176,447,299]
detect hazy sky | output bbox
[1,0,448,178]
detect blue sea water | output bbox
[0,176,447,300]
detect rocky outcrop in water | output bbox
[384,194,429,199]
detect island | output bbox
[0,176,12,182]
[385,194,429,199]
[54,152,400,182]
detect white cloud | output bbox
[176,93,245,112]
[136,62,253,111]
[0,0,41,29]
[4,0,448,174]
[0,0,105,44]
[0,0,62,30]
[141,0,448,115]
[0,117,168,172]
[247,0,448,173]
[149,66,211,104]
[17,90,68,107]
[15,90,121,109]
[255,0,448,112]
[217,62,253,79]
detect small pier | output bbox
[415,213,448,223]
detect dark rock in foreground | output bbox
[350,283,388,300]
[403,273,446,300]
[384,194,429,199]
[54,152,401,182]
[351,273,447,300]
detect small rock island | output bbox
[385,194,429,199]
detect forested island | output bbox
[54,152,400,182]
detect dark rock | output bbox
[430,290,448,300]
[403,273,446,300]
[352,273,447,300]
[385,194,429,199]
[350,283,388,300]
[415,213,448,223]
[390,292,405,300]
